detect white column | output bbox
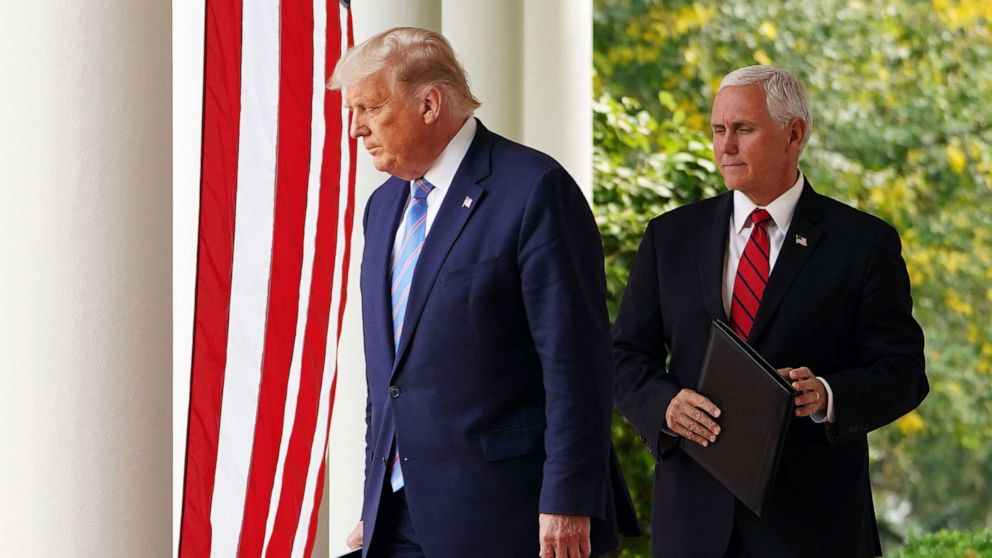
[523,0,593,198]
[0,2,172,557]
[327,4,445,557]
[357,0,443,33]
[442,0,524,141]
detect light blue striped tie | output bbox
[389,177,433,491]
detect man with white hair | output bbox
[329,27,636,558]
[613,65,927,557]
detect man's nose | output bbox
[722,135,738,153]
[349,116,364,139]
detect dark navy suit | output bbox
[359,120,635,557]
[613,182,928,557]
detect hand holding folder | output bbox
[679,321,795,516]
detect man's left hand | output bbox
[778,367,827,417]
[539,513,591,558]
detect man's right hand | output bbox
[665,388,721,447]
[346,520,363,550]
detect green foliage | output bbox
[889,529,992,558]
[594,0,992,555]
[593,92,723,319]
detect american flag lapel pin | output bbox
[462,196,473,208]
[795,234,807,247]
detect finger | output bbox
[795,402,818,417]
[789,367,814,381]
[688,407,722,437]
[539,539,553,558]
[776,367,795,378]
[675,417,712,446]
[676,409,720,440]
[555,537,569,558]
[579,534,592,558]
[684,392,722,418]
[793,392,823,416]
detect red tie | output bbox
[730,209,772,339]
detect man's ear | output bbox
[421,86,442,124]
[788,118,807,149]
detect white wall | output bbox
[1,2,173,557]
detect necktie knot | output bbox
[750,208,772,228]
[412,178,434,200]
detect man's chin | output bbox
[370,157,391,174]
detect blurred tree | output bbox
[594,1,992,555]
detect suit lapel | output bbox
[699,193,733,323]
[748,180,824,345]
[391,120,494,375]
[371,177,409,363]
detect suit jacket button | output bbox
[389,386,401,398]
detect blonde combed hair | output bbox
[329,27,481,118]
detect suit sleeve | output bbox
[361,198,372,517]
[825,225,928,443]
[518,166,612,519]
[612,221,683,459]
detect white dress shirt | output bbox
[721,171,836,423]
[390,117,477,265]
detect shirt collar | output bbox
[416,117,477,195]
[732,170,805,234]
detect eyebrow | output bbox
[711,120,758,128]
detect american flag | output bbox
[179,1,356,556]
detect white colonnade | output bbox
[1,2,172,557]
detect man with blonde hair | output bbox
[613,65,927,557]
[330,27,636,557]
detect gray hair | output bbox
[719,65,812,150]
[328,27,481,119]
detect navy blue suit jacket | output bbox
[359,120,633,556]
[613,182,928,557]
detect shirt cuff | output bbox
[810,376,836,424]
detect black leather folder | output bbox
[680,320,795,516]
[334,550,362,558]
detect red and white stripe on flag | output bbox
[179,0,356,556]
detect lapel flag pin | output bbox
[795,234,807,247]
[462,196,473,208]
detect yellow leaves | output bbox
[753,49,773,66]
[987,288,992,303]
[946,143,967,174]
[940,251,969,275]
[931,0,992,29]
[944,289,973,317]
[644,5,716,38]
[868,178,914,219]
[683,46,701,65]
[977,358,992,375]
[710,77,724,96]
[907,248,932,287]
[896,411,926,435]
[759,21,778,40]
